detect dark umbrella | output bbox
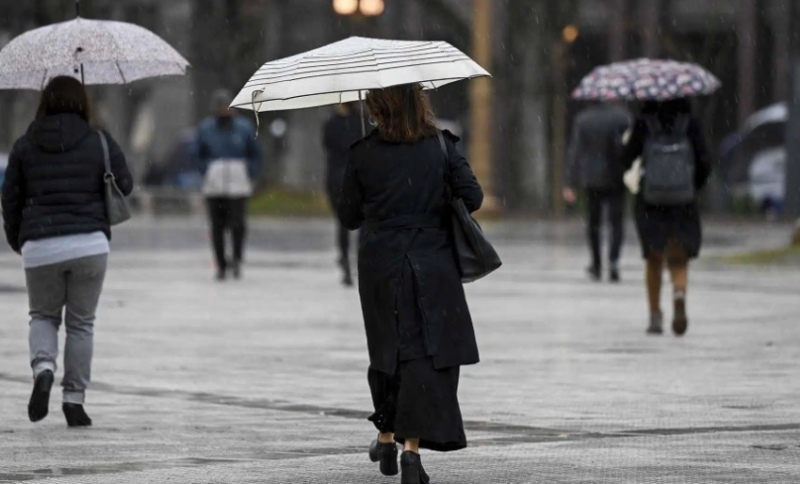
[572,59,721,101]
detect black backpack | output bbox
[642,115,696,205]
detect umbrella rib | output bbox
[263,40,441,70]
[244,57,475,88]
[40,68,49,90]
[115,61,127,84]
[247,54,466,81]
[251,49,462,75]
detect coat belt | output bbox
[364,214,445,232]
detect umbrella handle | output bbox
[359,90,366,137]
[250,90,261,137]
[76,0,80,17]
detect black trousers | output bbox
[206,197,247,271]
[585,189,626,268]
[337,221,351,264]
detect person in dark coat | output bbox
[2,76,134,427]
[620,98,711,336]
[322,102,364,286]
[337,84,483,484]
[564,103,631,281]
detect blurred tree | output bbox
[501,0,578,211]
[190,0,268,120]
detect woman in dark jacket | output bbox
[337,84,483,484]
[621,98,710,336]
[1,76,133,426]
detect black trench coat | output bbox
[337,129,483,375]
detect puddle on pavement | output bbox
[0,284,26,294]
[751,444,790,451]
[0,458,243,482]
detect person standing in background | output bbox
[195,89,264,281]
[563,103,631,282]
[322,103,365,287]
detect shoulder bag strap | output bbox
[436,131,453,201]
[97,130,113,178]
[643,115,661,135]
[674,114,691,135]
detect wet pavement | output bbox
[0,217,798,483]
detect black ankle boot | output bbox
[401,451,430,484]
[28,370,54,422]
[369,438,398,476]
[62,403,92,427]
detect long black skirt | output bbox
[634,197,703,259]
[367,357,467,452]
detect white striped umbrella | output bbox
[230,36,490,114]
[0,13,189,90]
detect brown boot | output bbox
[672,292,688,336]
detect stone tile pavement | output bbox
[0,218,798,483]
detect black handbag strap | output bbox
[364,214,444,233]
[436,131,454,202]
[97,130,114,179]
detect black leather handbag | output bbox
[437,132,501,283]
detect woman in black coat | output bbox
[337,84,483,484]
[621,98,711,336]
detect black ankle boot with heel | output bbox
[400,451,430,484]
[369,438,398,476]
[63,403,92,427]
[28,370,54,422]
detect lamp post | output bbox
[786,0,800,228]
[469,0,495,213]
[333,0,384,17]
[551,25,579,217]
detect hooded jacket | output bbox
[194,116,263,198]
[2,113,133,252]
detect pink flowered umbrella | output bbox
[572,59,721,101]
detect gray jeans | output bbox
[26,254,108,404]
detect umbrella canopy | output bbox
[724,103,788,185]
[572,59,721,101]
[0,17,189,90]
[231,36,490,112]
[741,102,787,136]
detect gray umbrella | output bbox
[0,7,189,90]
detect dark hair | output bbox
[366,84,437,143]
[36,76,90,122]
[641,98,692,116]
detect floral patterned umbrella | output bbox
[572,59,721,101]
[0,16,189,90]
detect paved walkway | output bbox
[0,218,798,483]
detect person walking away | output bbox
[195,89,264,281]
[322,102,365,286]
[620,98,710,336]
[1,76,134,426]
[338,84,483,484]
[563,103,631,282]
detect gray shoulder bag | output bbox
[98,131,132,226]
